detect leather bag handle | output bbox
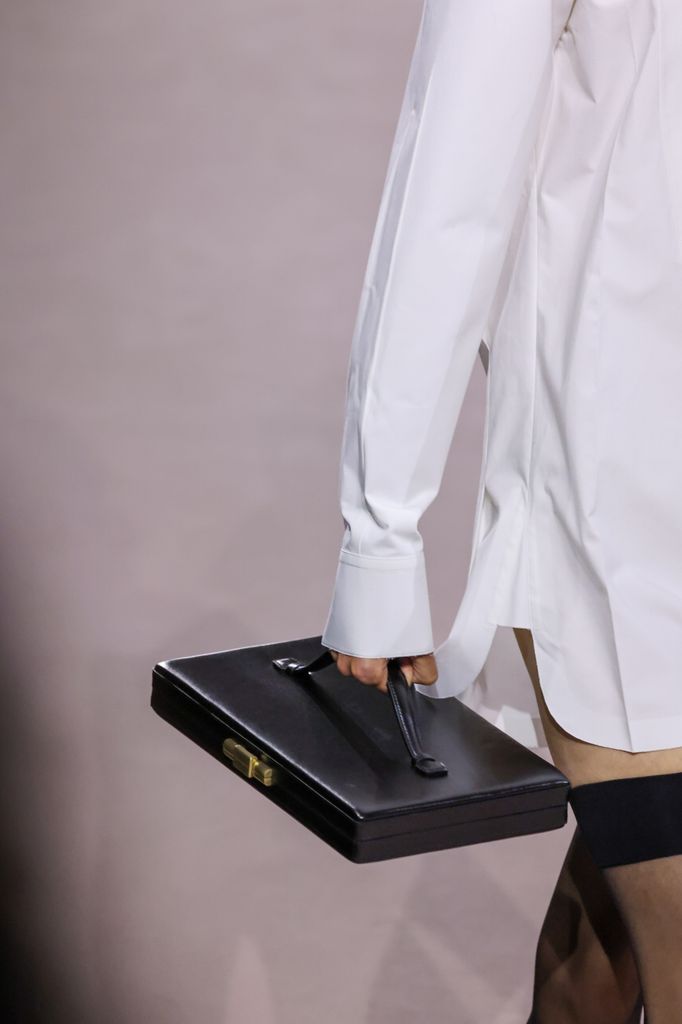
[272,648,448,777]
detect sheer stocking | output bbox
[527,823,644,1024]
[601,853,682,1024]
[512,626,650,1023]
[513,625,682,1022]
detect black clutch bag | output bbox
[151,634,569,863]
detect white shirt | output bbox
[320,0,682,753]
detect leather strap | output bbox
[272,648,448,778]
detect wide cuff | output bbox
[320,548,434,659]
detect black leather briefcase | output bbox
[151,634,570,863]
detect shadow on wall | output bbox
[0,588,77,1024]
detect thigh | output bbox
[513,626,682,785]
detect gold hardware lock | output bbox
[222,737,276,787]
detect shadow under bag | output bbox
[151,635,569,863]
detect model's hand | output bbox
[328,651,438,695]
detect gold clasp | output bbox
[222,737,276,787]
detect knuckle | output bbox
[416,655,438,685]
[335,655,352,676]
[351,659,385,686]
[353,668,381,685]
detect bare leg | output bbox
[513,627,648,1024]
[513,626,682,787]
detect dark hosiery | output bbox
[512,626,650,1023]
[526,822,644,1024]
[569,772,682,1023]
[511,626,682,1023]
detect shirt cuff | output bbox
[320,547,434,659]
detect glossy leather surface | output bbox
[272,648,448,776]
[151,634,569,862]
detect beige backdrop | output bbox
[0,2,573,1022]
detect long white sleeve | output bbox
[321,1,562,659]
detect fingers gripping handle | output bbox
[272,649,448,778]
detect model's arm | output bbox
[321,1,560,661]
